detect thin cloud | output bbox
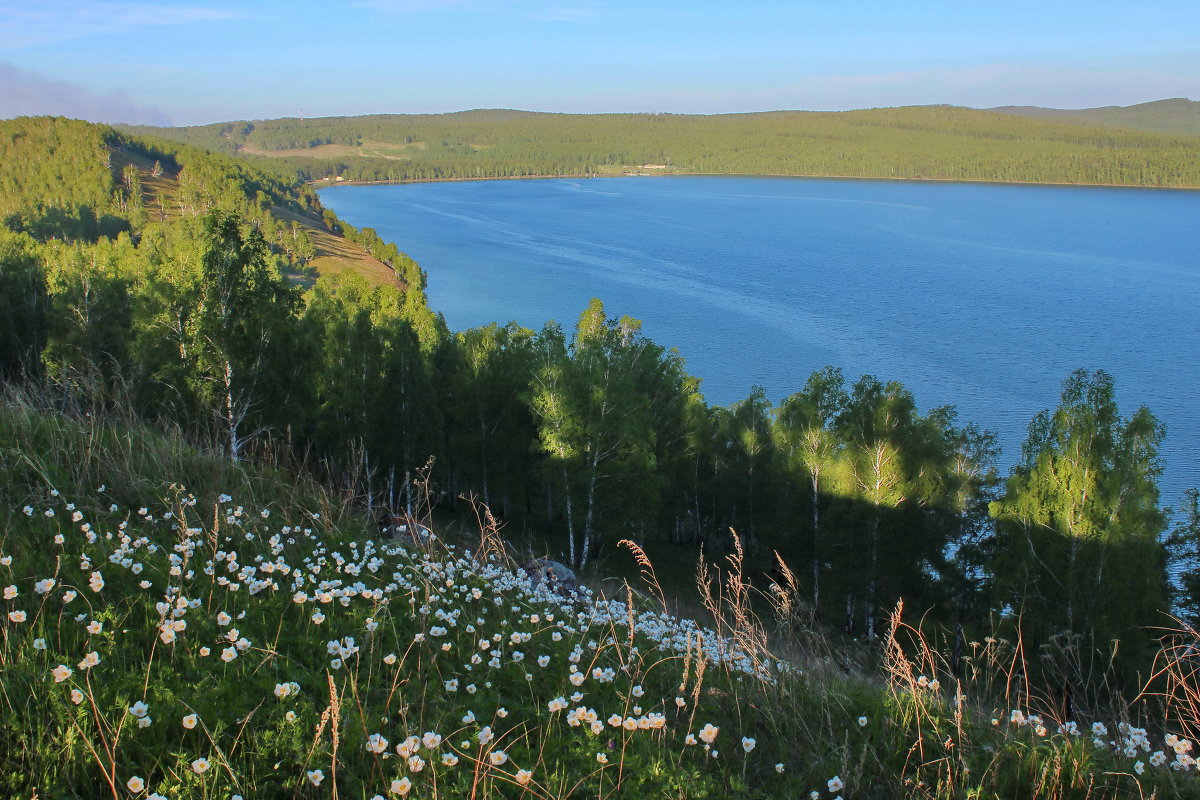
[777,63,1200,110]
[616,62,1198,114]
[351,0,511,11]
[0,2,237,49]
[352,0,602,25]
[351,0,589,15]
[0,61,172,125]
[530,7,600,22]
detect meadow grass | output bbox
[2,393,1199,799]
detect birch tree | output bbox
[775,366,849,611]
[528,300,668,568]
[528,321,582,565]
[989,369,1168,657]
[175,212,300,462]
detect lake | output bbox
[319,176,1200,510]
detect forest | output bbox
[5,113,1200,798]
[117,105,1200,188]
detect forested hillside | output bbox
[120,104,1200,187]
[0,116,410,288]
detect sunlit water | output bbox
[320,176,1200,513]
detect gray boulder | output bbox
[523,558,577,596]
[378,514,436,546]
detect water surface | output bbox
[320,176,1200,508]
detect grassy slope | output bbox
[241,140,431,160]
[988,98,1200,136]
[0,394,795,798]
[266,202,399,287]
[3,393,1200,799]
[0,115,397,288]
[106,146,397,288]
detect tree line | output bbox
[3,116,1196,684]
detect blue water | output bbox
[319,176,1200,510]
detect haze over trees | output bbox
[1,114,1195,692]
[989,98,1200,136]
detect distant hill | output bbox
[0,116,401,287]
[988,98,1200,136]
[121,105,1200,188]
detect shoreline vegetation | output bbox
[311,169,1200,192]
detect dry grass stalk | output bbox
[724,530,772,678]
[468,495,509,566]
[883,600,968,793]
[618,538,667,615]
[766,550,802,622]
[328,673,342,799]
[1140,616,1200,743]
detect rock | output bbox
[378,514,436,546]
[378,514,406,539]
[522,558,577,596]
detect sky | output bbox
[0,0,1197,126]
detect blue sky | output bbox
[1,0,1197,125]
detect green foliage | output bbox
[302,272,443,480]
[775,367,852,611]
[1166,489,1200,623]
[185,212,302,459]
[41,235,137,390]
[0,115,442,494]
[526,300,700,569]
[440,321,538,515]
[0,116,124,241]
[989,369,1169,674]
[0,230,46,381]
[0,402,782,799]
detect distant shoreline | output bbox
[313,171,1200,192]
